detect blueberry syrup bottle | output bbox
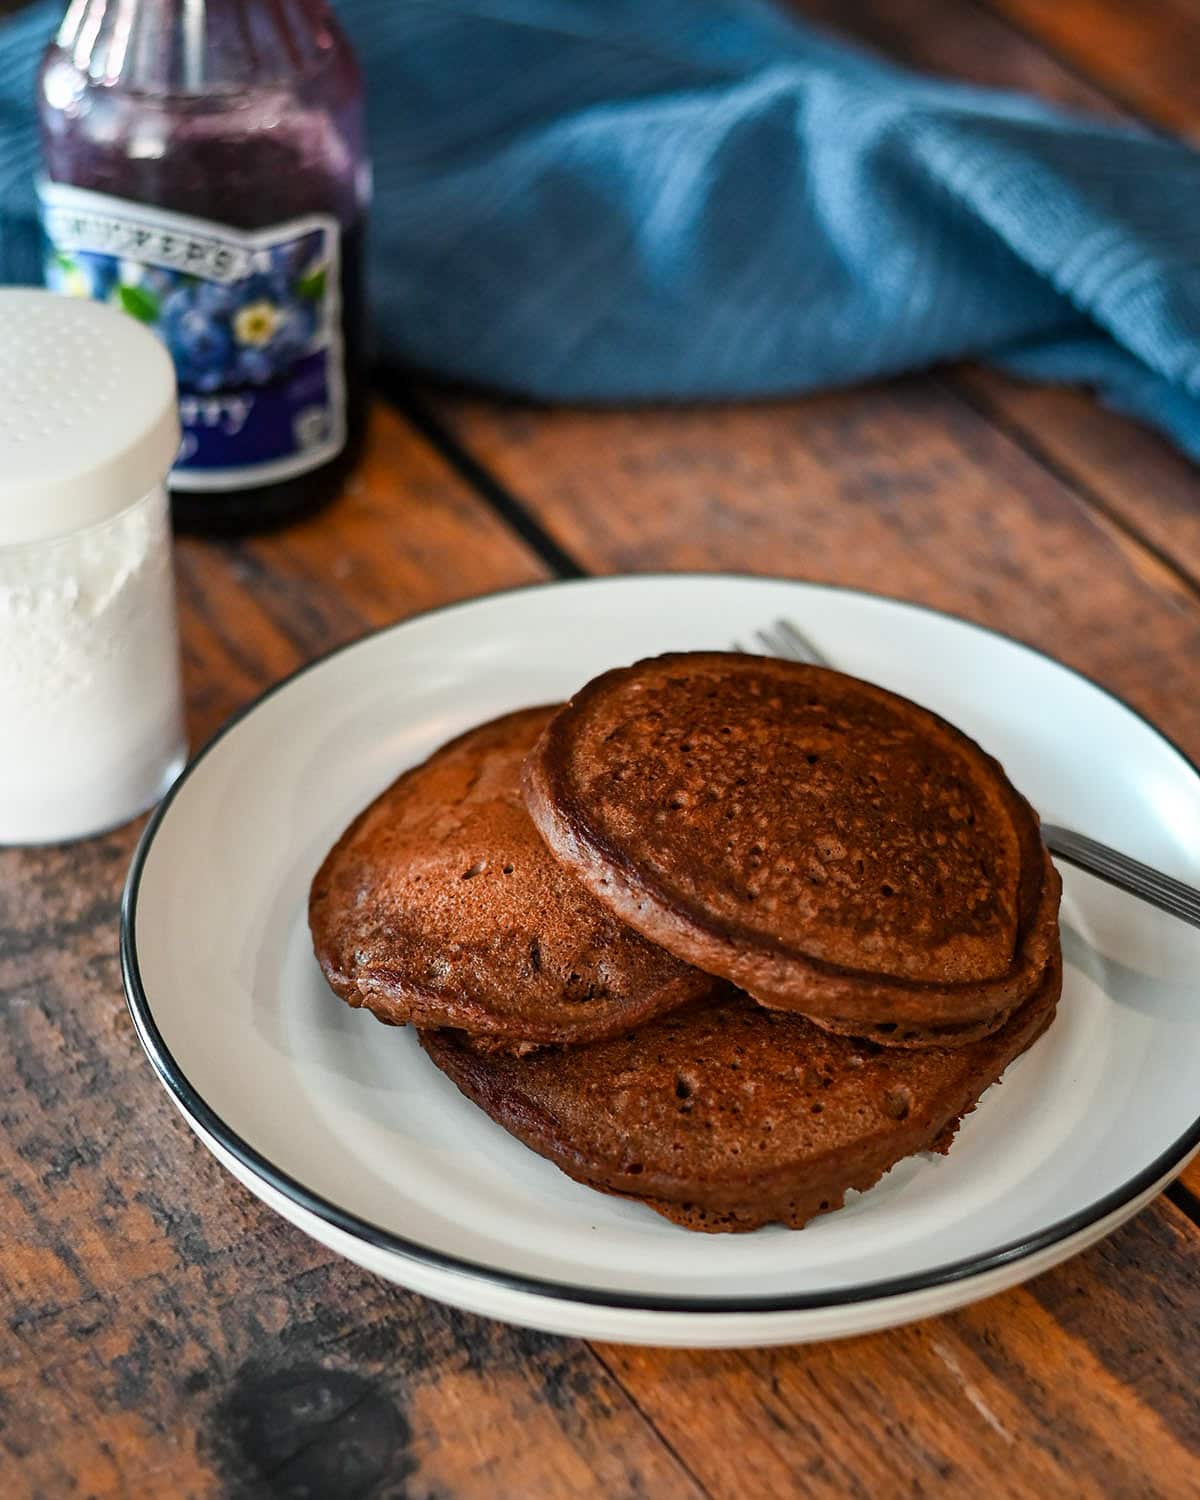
[37,0,369,534]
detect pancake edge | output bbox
[308,706,717,1052]
[419,956,1062,1234]
[523,654,1059,1029]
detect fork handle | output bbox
[1041,824,1200,930]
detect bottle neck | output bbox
[55,0,340,93]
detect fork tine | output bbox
[731,620,832,665]
[773,618,832,668]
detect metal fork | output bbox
[733,617,1200,931]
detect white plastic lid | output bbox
[0,288,180,546]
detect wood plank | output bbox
[597,1195,1200,1499]
[176,402,550,746]
[956,368,1200,595]
[436,382,1200,751]
[980,0,1200,138]
[796,0,1120,113]
[0,405,710,1499]
[786,0,1200,609]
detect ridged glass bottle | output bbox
[38,0,369,534]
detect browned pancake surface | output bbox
[309,707,715,1049]
[525,653,1056,1027]
[421,958,1061,1233]
[798,850,1061,1046]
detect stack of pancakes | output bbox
[310,652,1062,1233]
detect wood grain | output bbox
[981,0,1200,138]
[798,0,1121,113]
[956,368,1200,595]
[175,403,548,746]
[0,408,709,1498]
[435,381,1200,746]
[599,1201,1200,1499]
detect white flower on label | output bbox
[233,299,284,347]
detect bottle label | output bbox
[38,180,346,492]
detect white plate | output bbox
[122,576,1200,1346]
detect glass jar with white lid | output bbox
[0,289,186,844]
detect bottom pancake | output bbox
[420,958,1061,1233]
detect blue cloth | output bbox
[5,0,1200,457]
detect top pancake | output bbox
[524,653,1056,1028]
[309,706,716,1050]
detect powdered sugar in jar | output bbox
[0,289,186,843]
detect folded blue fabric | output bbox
[4,0,1200,457]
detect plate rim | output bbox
[121,573,1200,1315]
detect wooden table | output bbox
[4,1,1200,1495]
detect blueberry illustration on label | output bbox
[40,184,346,491]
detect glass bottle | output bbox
[37,0,369,535]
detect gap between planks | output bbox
[376,361,1200,621]
[1167,1179,1200,1229]
[939,372,1200,607]
[964,0,1172,131]
[587,1345,720,1500]
[376,369,588,581]
[973,0,1200,140]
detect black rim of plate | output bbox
[120,575,1200,1318]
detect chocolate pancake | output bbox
[804,851,1060,1047]
[421,956,1061,1232]
[524,653,1058,1037]
[309,708,716,1051]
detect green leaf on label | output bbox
[297,266,327,302]
[118,283,161,323]
[52,251,75,272]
